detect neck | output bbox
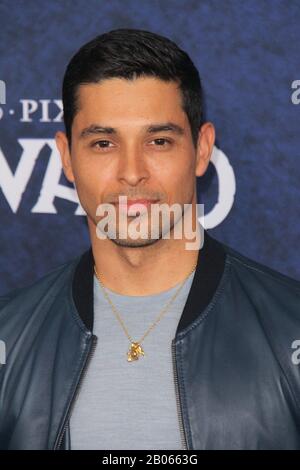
[88,205,202,296]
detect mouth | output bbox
[113,199,159,208]
[111,199,160,217]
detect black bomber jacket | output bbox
[0,229,300,449]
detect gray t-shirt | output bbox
[70,269,196,450]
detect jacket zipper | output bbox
[54,334,98,450]
[55,336,187,449]
[172,340,188,450]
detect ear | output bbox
[195,122,215,177]
[55,131,75,183]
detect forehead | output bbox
[74,77,188,129]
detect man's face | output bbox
[56,77,214,247]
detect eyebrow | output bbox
[79,122,185,139]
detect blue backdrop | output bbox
[0,0,299,295]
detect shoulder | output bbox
[0,251,84,313]
[222,241,300,296]
[220,240,300,328]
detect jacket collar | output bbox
[72,229,227,336]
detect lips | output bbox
[113,199,158,207]
[125,199,158,208]
[112,199,159,215]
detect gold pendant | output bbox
[127,342,145,362]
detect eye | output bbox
[91,140,114,149]
[149,138,172,147]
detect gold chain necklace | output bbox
[94,261,197,362]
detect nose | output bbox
[117,144,150,187]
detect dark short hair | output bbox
[62,28,203,148]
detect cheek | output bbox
[158,169,194,206]
[69,157,104,207]
[71,153,109,189]
[167,158,195,186]
[172,160,196,200]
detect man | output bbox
[0,28,300,450]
